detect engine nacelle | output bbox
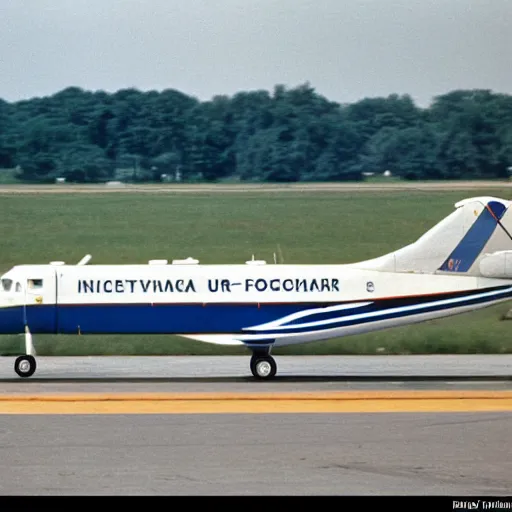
[479,251,512,278]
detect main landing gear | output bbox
[14,326,37,378]
[250,348,277,380]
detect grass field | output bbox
[1,186,512,356]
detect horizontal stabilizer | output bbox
[479,250,512,279]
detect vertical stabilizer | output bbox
[352,196,512,275]
[438,199,508,273]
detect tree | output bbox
[1,85,511,183]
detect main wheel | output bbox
[250,355,277,380]
[14,355,36,378]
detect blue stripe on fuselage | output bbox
[244,286,512,335]
[56,302,310,334]
[0,304,56,334]
[0,286,509,337]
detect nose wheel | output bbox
[250,354,277,380]
[15,355,37,378]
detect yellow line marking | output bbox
[1,391,512,401]
[0,391,511,414]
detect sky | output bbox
[1,0,511,107]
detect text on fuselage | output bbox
[77,277,340,294]
[78,279,196,294]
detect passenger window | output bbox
[15,282,22,292]
[1,279,12,292]
[28,279,43,289]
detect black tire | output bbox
[250,355,277,380]
[14,355,36,378]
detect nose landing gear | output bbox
[15,355,37,378]
[14,325,37,378]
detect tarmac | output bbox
[0,354,510,495]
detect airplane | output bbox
[1,195,512,380]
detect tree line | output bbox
[0,83,511,183]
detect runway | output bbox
[0,412,510,495]
[1,180,512,194]
[1,354,511,391]
[0,355,511,495]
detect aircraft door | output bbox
[23,269,58,333]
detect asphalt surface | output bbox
[0,355,511,393]
[0,355,511,495]
[0,412,510,495]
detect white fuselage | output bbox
[0,262,511,348]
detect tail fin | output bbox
[354,196,512,275]
[438,198,509,273]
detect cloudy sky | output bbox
[1,0,510,106]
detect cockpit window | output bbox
[28,279,43,289]
[1,278,12,292]
[15,282,22,292]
